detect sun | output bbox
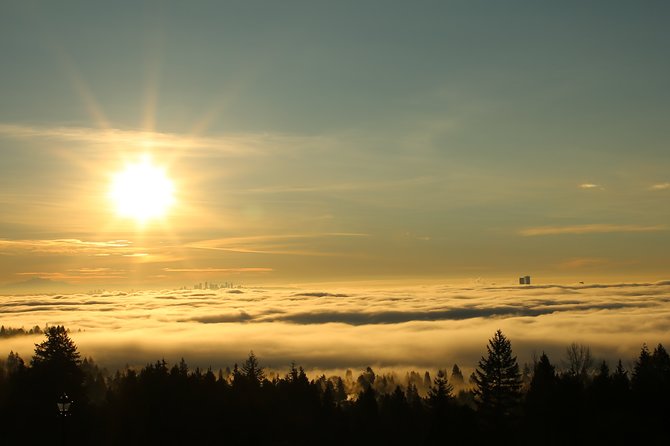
[109,155,175,223]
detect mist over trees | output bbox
[0,327,668,445]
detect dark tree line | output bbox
[0,324,44,338]
[0,326,668,445]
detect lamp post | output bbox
[57,393,72,445]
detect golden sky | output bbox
[1,1,669,290]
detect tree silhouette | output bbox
[32,325,81,368]
[628,343,670,439]
[357,366,376,390]
[31,325,83,399]
[651,343,670,384]
[333,376,347,403]
[450,364,464,387]
[525,352,559,438]
[651,344,670,418]
[427,369,453,413]
[4,328,670,444]
[613,359,628,381]
[564,342,593,381]
[241,350,265,384]
[472,329,522,419]
[5,351,25,375]
[527,352,557,405]
[631,343,653,396]
[591,360,610,393]
[354,383,378,439]
[405,382,422,410]
[380,384,412,441]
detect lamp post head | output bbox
[57,393,72,416]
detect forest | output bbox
[0,326,668,445]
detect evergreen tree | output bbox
[241,351,265,384]
[630,343,669,433]
[81,357,107,405]
[450,364,464,387]
[333,376,347,403]
[357,366,376,390]
[31,325,83,398]
[287,361,300,383]
[321,379,336,412]
[31,325,81,368]
[355,384,378,420]
[472,329,522,417]
[594,360,610,382]
[427,369,453,413]
[231,363,241,383]
[588,360,612,410]
[405,383,421,409]
[651,344,670,412]
[525,352,559,436]
[177,357,189,377]
[651,343,670,382]
[391,385,408,407]
[527,352,557,403]
[631,344,653,394]
[6,351,25,375]
[612,359,629,393]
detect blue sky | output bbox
[0,1,669,287]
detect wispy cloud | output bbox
[186,233,368,257]
[519,224,668,236]
[16,269,127,281]
[650,183,670,191]
[164,268,273,273]
[0,239,133,255]
[242,177,437,194]
[0,123,324,158]
[579,183,603,190]
[66,267,124,274]
[558,258,611,269]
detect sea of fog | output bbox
[1,281,669,377]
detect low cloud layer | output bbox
[1,282,669,376]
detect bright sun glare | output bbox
[110,156,175,223]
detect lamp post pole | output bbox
[57,393,72,445]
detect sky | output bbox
[1,0,669,289]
